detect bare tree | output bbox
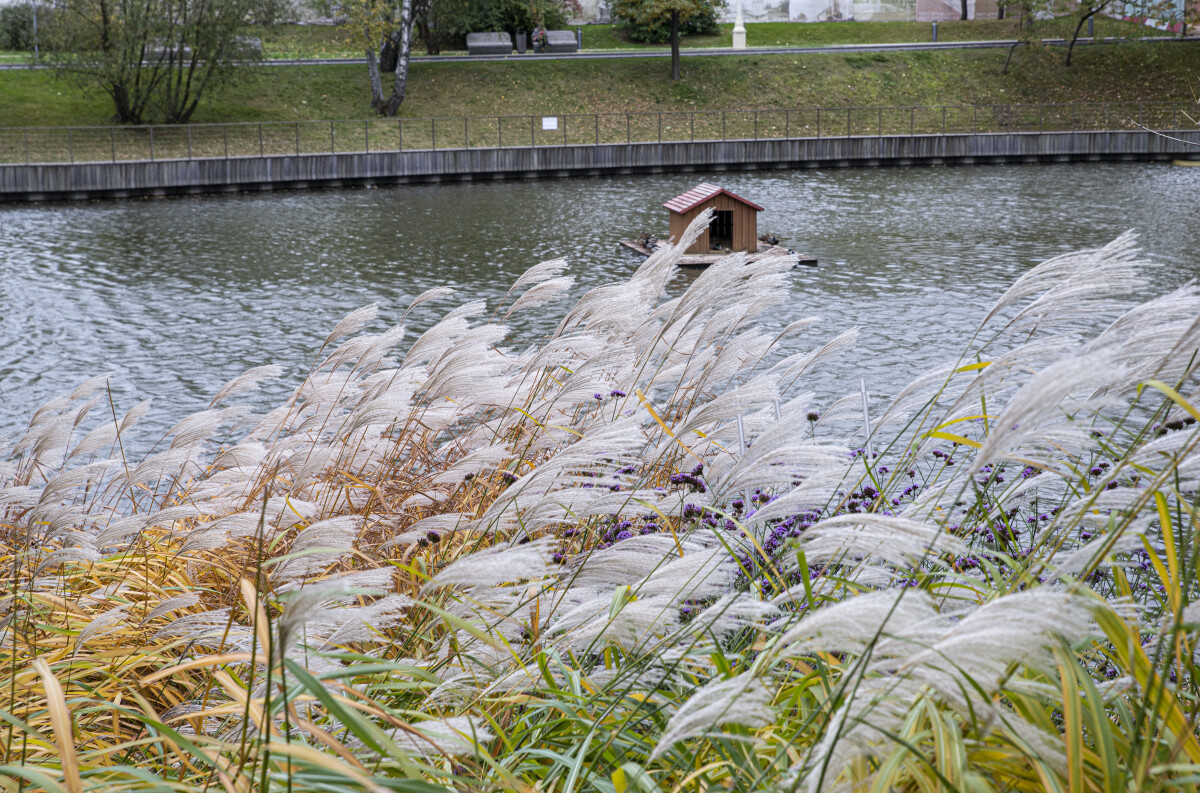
[45,0,254,123]
[1065,0,1109,66]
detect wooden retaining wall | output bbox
[2,130,1197,202]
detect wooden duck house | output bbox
[665,183,763,255]
[619,184,817,268]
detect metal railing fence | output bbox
[0,102,1189,166]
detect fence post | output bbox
[531,116,535,147]
[25,129,30,165]
[1039,105,1044,132]
[329,121,334,153]
[1138,103,1144,129]
[224,125,229,158]
[785,109,789,139]
[433,118,437,150]
[942,106,946,135]
[691,112,694,142]
[365,120,369,153]
[627,114,631,144]
[259,124,264,157]
[658,112,662,143]
[187,126,193,159]
[295,122,300,155]
[973,105,977,133]
[754,110,758,140]
[400,119,405,151]
[722,111,726,140]
[465,116,469,149]
[563,115,567,146]
[145,127,150,162]
[847,108,851,136]
[910,107,914,135]
[816,108,820,138]
[595,114,599,145]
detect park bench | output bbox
[466,32,513,56]
[544,30,578,53]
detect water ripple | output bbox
[0,162,1196,452]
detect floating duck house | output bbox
[665,183,763,255]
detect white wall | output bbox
[570,0,997,25]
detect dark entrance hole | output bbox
[709,210,732,250]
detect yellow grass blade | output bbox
[32,659,83,793]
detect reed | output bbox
[3,214,1200,793]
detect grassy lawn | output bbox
[0,41,1194,127]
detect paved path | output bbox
[1,34,1194,69]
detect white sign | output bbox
[542,116,559,131]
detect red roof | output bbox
[663,183,764,214]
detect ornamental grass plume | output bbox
[3,216,1200,793]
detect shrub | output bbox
[0,3,39,51]
[611,0,720,43]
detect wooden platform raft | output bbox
[621,182,817,268]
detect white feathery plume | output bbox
[779,328,860,387]
[275,573,402,652]
[651,674,774,759]
[552,596,680,653]
[320,304,379,352]
[118,448,194,489]
[168,405,251,449]
[95,515,150,547]
[275,516,362,581]
[507,258,569,296]
[688,593,777,641]
[403,286,457,319]
[430,446,511,486]
[503,275,575,319]
[424,538,556,592]
[212,441,267,472]
[795,515,965,574]
[384,716,494,757]
[76,606,130,646]
[38,460,119,505]
[26,393,72,428]
[1048,528,1146,582]
[772,590,939,656]
[68,373,116,403]
[209,364,285,408]
[119,399,153,435]
[34,547,101,575]
[142,594,202,624]
[981,231,1143,327]
[155,609,237,645]
[67,421,119,461]
[970,351,1119,474]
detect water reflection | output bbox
[1,162,1196,451]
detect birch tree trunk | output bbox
[383,0,414,117]
[366,39,383,109]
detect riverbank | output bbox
[5,128,1196,202]
[0,41,1195,127]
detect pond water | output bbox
[1,162,1198,451]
